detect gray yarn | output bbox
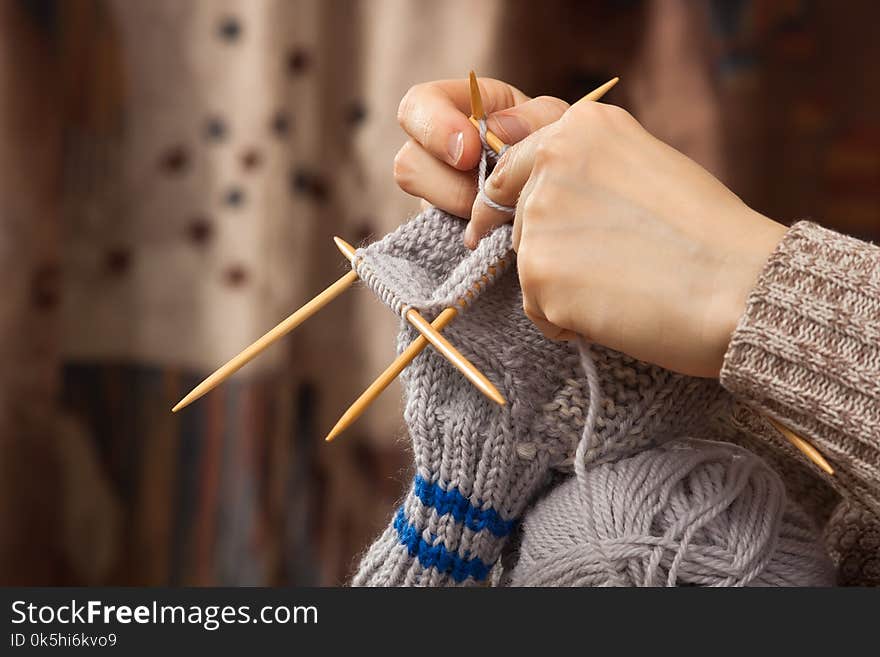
[350,208,726,586]
[509,439,835,586]
[476,119,516,215]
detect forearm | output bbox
[720,221,880,512]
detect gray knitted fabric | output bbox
[508,438,834,586]
[350,209,726,586]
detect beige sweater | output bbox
[719,221,880,586]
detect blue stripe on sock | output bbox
[393,509,492,583]
[413,474,516,538]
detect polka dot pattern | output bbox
[30,264,61,310]
[223,186,245,208]
[290,167,329,202]
[240,148,262,171]
[159,146,189,174]
[218,16,242,42]
[345,100,368,126]
[223,264,248,287]
[104,248,131,276]
[186,217,214,246]
[270,111,291,137]
[204,117,228,142]
[286,47,311,75]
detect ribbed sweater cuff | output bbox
[350,475,516,586]
[720,221,880,510]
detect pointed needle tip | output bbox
[334,236,357,261]
[469,71,485,120]
[484,385,507,406]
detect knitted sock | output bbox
[350,210,726,586]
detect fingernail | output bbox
[463,222,477,249]
[488,112,529,143]
[447,131,464,165]
[487,156,507,189]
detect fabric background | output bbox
[1,0,877,585]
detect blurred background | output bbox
[0,0,877,585]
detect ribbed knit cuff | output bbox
[351,475,516,586]
[720,221,880,511]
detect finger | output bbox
[533,316,575,341]
[466,128,545,248]
[397,77,529,171]
[394,139,477,218]
[485,95,569,145]
[512,169,540,252]
[523,299,570,341]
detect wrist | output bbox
[709,210,787,377]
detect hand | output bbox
[475,96,787,378]
[393,76,569,218]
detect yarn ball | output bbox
[508,439,835,587]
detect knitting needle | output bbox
[333,237,505,405]
[467,72,620,154]
[469,71,486,119]
[171,269,358,412]
[326,257,509,442]
[325,307,458,442]
[765,416,834,475]
[326,77,620,441]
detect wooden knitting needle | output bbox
[325,307,458,442]
[171,269,357,412]
[333,237,505,405]
[469,71,486,119]
[327,256,509,442]
[766,416,834,475]
[467,72,620,154]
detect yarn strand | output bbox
[476,119,516,215]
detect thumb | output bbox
[486,95,569,145]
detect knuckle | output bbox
[574,100,633,127]
[451,179,475,217]
[543,303,568,332]
[396,87,416,127]
[567,99,598,123]
[520,181,549,217]
[601,102,635,126]
[533,133,564,169]
[517,244,547,291]
[486,151,512,190]
[533,95,569,117]
[392,144,415,189]
[518,248,535,288]
[522,296,541,323]
[397,83,428,128]
[533,140,554,168]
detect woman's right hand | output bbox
[393,76,569,219]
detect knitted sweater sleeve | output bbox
[720,221,880,513]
